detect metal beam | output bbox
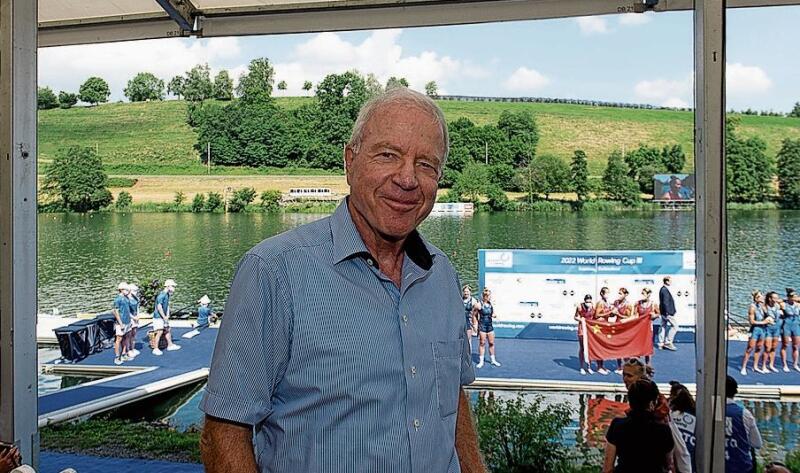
[0,0,39,468]
[154,0,197,32]
[693,0,728,471]
[38,19,188,47]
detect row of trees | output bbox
[37,77,108,109]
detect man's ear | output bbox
[344,145,355,186]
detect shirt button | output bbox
[413,419,421,430]
[410,366,417,377]
[401,315,409,324]
[366,258,374,266]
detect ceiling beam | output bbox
[154,0,197,32]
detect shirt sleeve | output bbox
[461,333,475,386]
[200,253,293,426]
[669,421,691,472]
[606,418,621,445]
[743,408,763,449]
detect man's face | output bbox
[345,102,444,242]
[665,278,671,286]
[167,286,175,294]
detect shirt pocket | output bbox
[433,340,462,418]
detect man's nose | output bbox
[393,157,419,190]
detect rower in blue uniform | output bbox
[197,295,213,330]
[741,291,769,375]
[781,288,800,372]
[127,284,141,358]
[112,282,132,365]
[151,278,181,356]
[763,291,784,373]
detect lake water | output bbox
[37,209,800,460]
[39,209,800,320]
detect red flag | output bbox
[585,316,654,361]
[584,397,628,447]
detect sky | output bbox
[38,6,800,112]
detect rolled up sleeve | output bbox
[200,253,293,426]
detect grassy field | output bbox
[38,98,800,176]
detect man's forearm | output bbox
[455,389,486,473]
[201,415,258,473]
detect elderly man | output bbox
[200,88,483,473]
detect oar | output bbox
[170,301,195,318]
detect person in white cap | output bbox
[112,282,132,365]
[127,284,141,358]
[152,279,180,355]
[197,295,213,330]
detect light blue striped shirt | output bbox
[201,201,475,473]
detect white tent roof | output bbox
[38,0,800,47]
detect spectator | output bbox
[764,462,791,473]
[622,358,691,473]
[604,378,674,473]
[725,376,763,473]
[669,381,696,473]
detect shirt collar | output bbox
[330,198,436,271]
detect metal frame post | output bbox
[0,0,39,467]
[694,0,728,471]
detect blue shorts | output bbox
[765,322,782,339]
[478,322,494,333]
[783,321,800,338]
[750,326,767,342]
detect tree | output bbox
[236,58,275,103]
[205,192,223,211]
[726,118,774,203]
[78,77,110,106]
[213,70,234,101]
[124,72,165,102]
[777,138,800,208]
[277,80,288,91]
[603,150,640,205]
[475,394,573,473]
[425,81,439,97]
[385,76,409,89]
[453,162,489,203]
[173,191,186,205]
[183,64,214,102]
[789,102,800,118]
[514,154,570,201]
[570,150,590,203]
[364,73,383,98]
[38,87,59,110]
[116,191,132,209]
[228,187,257,212]
[167,75,185,99]
[302,81,313,93]
[191,193,206,212]
[497,110,539,167]
[624,144,662,192]
[42,146,113,212]
[661,144,686,174]
[260,190,282,212]
[58,91,78,109]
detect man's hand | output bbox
[455,389,487,473]
[0,446,21,473]
[201,415,258,473]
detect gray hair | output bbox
[347,86,449,169]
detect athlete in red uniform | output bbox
[634,288,661,365]
[575,294,598,375]
[593,287,614,375]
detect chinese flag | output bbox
[583,316,654,361]
[583,397,628,447]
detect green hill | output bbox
[38,98,800,175]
